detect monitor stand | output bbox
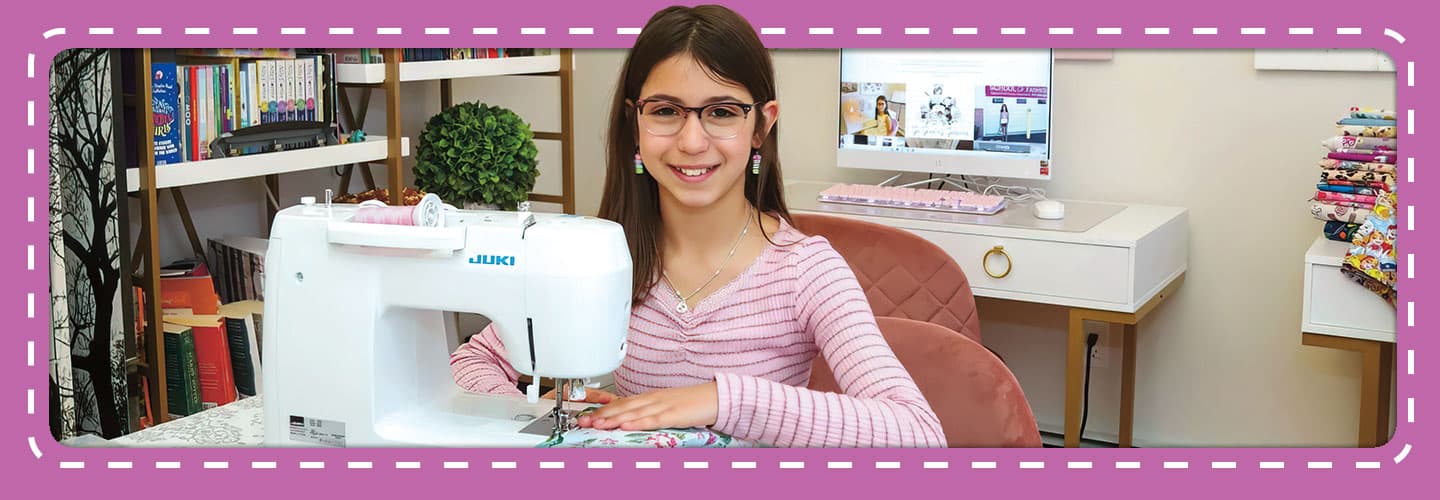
[786,180,1124,234]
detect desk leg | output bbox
[1360,341,1396,447]
[1064,310,1087,448]
[1119,323,1138,447]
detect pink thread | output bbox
[351,193,444,227]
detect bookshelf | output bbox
[332,49,577,213]
[121,47,577,431]
[124,136,410,192]
[124,48,412,429]
[334,54,562,84]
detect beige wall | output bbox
[138,49,1394,446]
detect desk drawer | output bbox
[920,230,1131,304]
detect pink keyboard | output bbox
[817,183,1008,215]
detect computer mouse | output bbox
[1033,199,1066,220]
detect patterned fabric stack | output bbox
[1310,107,1399,306]
[1313,107,1397,243]
[1340,190,1397,306]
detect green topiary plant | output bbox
[413,102,539,210]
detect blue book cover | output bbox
[151,62,183,165]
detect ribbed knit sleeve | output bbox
[449,323,524,397]
[711,239,946,447]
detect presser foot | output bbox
[516,406,584,437]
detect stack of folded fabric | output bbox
[1340,189,1398,306]
[1313,107,1398,242]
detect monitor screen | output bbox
[837,49,1054,180]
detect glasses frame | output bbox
[633,99,767,140]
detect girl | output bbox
[873,95,897,136]
[450,4,945,448]
[999,103,1010,141]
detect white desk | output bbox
[787,181,1189,447]
[1299,235,1397,447]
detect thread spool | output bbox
[351,193,444,228]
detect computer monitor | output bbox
[837,49,1054,180]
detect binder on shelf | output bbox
[208,121,340,159]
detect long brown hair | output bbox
[598,4,792,307]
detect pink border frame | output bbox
[3,0,1427,497]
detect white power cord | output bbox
[903,175,1050,204]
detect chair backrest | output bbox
[807,316,1041,447]
[790,213,983,343]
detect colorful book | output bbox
[238,64,248,129]
[151,62,183,165]
[162,322,203,418]
[176,66,189,161]
[220,301,264,398]
[219,64,231,134]
[176,48,296,58]
[303,56,316,122]
[248,62,261,127]
[197,66,210,160]
[164,315,237,409]
[187,65,200,161]
[159,272,220,316]
[285,59,297,122]
[212,64,223,139]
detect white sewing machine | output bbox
[261,197,631,447]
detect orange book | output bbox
[160,275,220,315]
[163,315,237,408]
[138,375,154,429]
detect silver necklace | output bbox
[662,208,753,314]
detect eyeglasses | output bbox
[635,99,764,140]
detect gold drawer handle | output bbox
[983,245,1012,279]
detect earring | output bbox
[634,152,644,175]
[751,151,761,175]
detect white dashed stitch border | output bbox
[22,24,1418,477]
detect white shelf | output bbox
[1304,235,1352,267]
[127,136,409,193]
[335,55,561,84]
[1301,235,1397,343]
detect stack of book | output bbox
[150,49,340,164]
[156,245,267,420]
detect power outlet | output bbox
[1083,320,1110,369]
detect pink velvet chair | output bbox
[790,213,983,344]
[807,316,1042,447]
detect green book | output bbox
[163,323,203,417]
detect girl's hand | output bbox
[576,382,719,431]
[541,387,618,405]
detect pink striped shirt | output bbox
[450,218,946,447]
